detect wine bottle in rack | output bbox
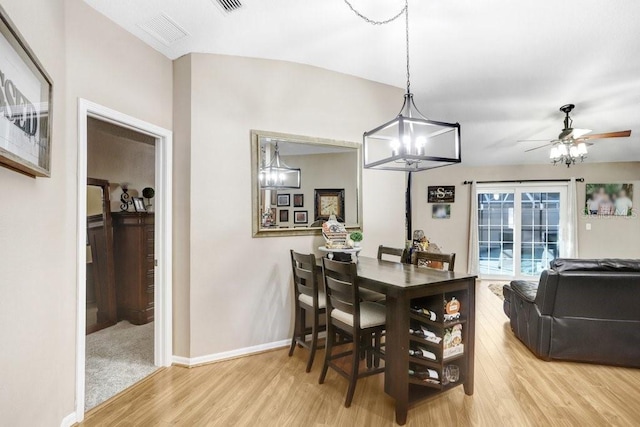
[408,368,440,382]
[409,324,443,344]
[408,347,437,360]
[410,306,437,321]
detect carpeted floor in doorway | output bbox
[85,320,157,411]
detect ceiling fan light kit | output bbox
[523,103,632,168]
[346,0,461,172]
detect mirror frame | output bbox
[251,130,363,238]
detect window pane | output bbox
[520,192,561,276]
[477,192,514,276]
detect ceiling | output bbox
[83,0,640,166]
[88,117,156,146]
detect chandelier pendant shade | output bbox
[352,0,462,172]
[259,141,301,190]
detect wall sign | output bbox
[0,5,53,177]
[428,186,455,203]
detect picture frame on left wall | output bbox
[0,5,53,177]
[294,210,308,224]
[277,194,290,207]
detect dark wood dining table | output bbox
[347,256,477,425]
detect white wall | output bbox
[87,125,155,211]
[174,53,406,358]
[411,162,640,273]
[0,0,173,424]
[0,2,71,425]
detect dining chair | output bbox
[319,258,385,408]
[377,245,408,263]
[289,250,326,372]
[412,251,456,272]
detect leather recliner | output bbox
[503,258,640,368]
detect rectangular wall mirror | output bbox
[251,130,362,237]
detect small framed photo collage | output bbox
[275,193,306,227]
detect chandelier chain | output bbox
[343,0,411,94]
[405,0,410,93]
[342,0,406,25]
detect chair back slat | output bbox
[322,258,360,329]
[377,245,407,263]
[412,251,456,272]
[294,265,315,297]
[325,275,355,314]
[290,250,320,305]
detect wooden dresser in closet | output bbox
[112,212,154,325]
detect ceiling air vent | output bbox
[138,14,189,46]
[212,0,243,14]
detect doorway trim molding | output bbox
[75,98,173,422]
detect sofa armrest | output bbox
[502,284,513,318]
[508,281,552,360]
[510,280,538,303]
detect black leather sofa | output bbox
[503,258,640,367]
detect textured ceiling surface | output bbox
[83,0,640,165]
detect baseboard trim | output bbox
[172,339,290,368]
[60,412,77,427]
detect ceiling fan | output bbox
[521,104,632,167]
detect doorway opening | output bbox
[85,118,158,410]
[76,99,173,422]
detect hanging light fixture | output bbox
[259,139,301,189]
[346,0,461,172]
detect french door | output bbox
[477,185,567,279]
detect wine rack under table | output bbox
[328,256,477,425]
[407,289,470,391]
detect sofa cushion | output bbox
[551,258,640,273]
[510,280,538,303]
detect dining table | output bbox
[326,256,477,425]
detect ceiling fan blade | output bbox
[525,143,553,152]
[517,139,552,143]
[571,128,592,138]
[579,130,631,140]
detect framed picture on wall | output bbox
[314,189,345,222]
[432,204,451,219]
[294,210,308,224]
[0,5,53,177]
[279,209,289,222]
[277,194,290,207]
[585,183,634,216]
[293,193,304,207]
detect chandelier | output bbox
[346,0,461,172]
[550,140,588,167]
[259,140,301,189]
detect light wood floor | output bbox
[78,282,640,426]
